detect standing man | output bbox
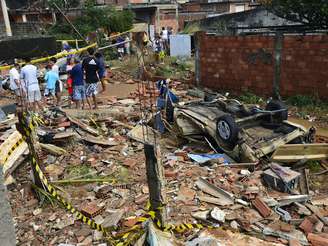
[82,47,102,109]
[9,63,24,105]
[20,58,41,111]
[70,58,86,109]
[95,52,106,93]
[117,36,125,60]
[161,27,168,52]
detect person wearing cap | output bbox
[9,62,24,105]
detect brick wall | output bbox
[196,32,328,100]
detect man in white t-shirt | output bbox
[9,63,22,93]
[20,57,41,111]
[161,27,169,52]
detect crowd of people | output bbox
[9,47,106,111]
[8,27,175,112]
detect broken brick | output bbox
[122,217,139,227]
[252,197,272,218]
[280,223,294,232]
[57,121,71,128]
[314,221,324,233]
[299,217,315,234]
[164,170,178,178]
[307,233,328,246]
[80,202,104,218]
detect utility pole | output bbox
[1,0,12,37]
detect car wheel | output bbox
[265,100,288,122]
[216,115,239,148]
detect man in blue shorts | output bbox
[70,58,86,109]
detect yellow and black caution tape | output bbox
[3,137,25,164]
[20,113,110,237]
[0,43,97,71]
[19,112,216,246]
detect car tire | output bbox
[216,114,239,148]
[265,100,288,122]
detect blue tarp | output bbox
[188,153,232,164]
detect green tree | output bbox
[47,0,134,38]
[48,0,81,10]
[261,0,328,29]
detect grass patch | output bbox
[239,92,264,105]
[307,160,322,173]
[67,165,94,179]
[287,95,328,119]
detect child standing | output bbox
[66,57,74,108]
[44,64,59,105]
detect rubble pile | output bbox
[1,74,328,246]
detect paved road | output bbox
[0,167,16,246]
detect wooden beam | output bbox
[272,144,328,163]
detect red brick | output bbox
[299,217,315,234]
[307,233,328,246]
[57,121,71,128]
[252,197,272,218]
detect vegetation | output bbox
[239,92,264,105]
[261,0,328,29]
[286,95,328,119]
[48,0,80,10]
[47,0,134,39]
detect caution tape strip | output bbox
[0,43,97,71]
[20,114,110,237]
[0,27,135,71]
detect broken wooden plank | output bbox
[217,162,258,168]
[0,116,18,131]
[195,177,234,206]
[61,107,132,121]
[66,115,99,136]
[198,195,232,206]
[80,134,119,146]
[4,154,27,180]
[39,143,67,156]
[0,131,28,173]
[53,131,77,140]
[127,124,159,145]
[272,143,328,163]
[299,168,310,195]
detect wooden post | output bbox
[16,111,43,189]
[273,31,283,100]
[144,143,167,227]
[0,0,12,37]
